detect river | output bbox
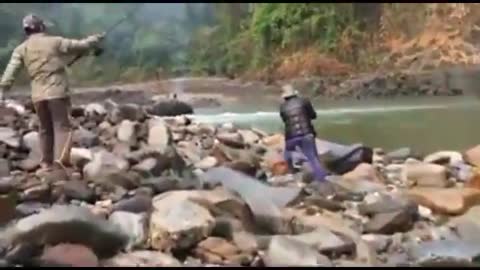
[192,96,480,154]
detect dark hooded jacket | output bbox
[279,96,317,139]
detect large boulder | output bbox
[147,100,194,117]
[4,205,128,258]
[407,187,480,215]
[109,211,148,251]
[149,193,215,251]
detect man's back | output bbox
[16,33,69,102]
[279,96,317,139]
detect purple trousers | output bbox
[284,134,328,182]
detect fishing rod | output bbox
[67,3,143,67]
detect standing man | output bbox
[279,84,330,183]
[0,14,105,174]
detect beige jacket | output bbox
[0,32,102,103]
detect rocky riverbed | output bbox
[0,97,480,266]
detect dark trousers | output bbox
[284,134,328,181]
[33,97,73,167]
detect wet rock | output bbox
[40,244,98,267]
[342,163,383,183]
[5,205,128,258]
[117,120,137,146]
[101,251,181,267]
[150,196,215,251]
[465,145,480,167]
[403,163,449,188]
[63,180,95,203]
[109,211,148,251]
[147,100,194,117]
[263,236,333,266]
[407,187,480,215]
[73,127,99,147]
[424,151,463,165]
[112,195,152,213]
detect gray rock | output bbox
[147,118,171,153]
[408,239,480,266]
[216,132,245,148]
[109,103,144,124]
[326,175,385,194]
[0,159,10,178]
[116,120,137,146]
[73,128,99,148]
[386,147,411,161]
[237,129,260,145]
[63,180,95,203]
[424,151,463,165]
[84,103,107,116]
[83,150,130,182]
[150,195,215,251]
[132,158,165,178]
[287,227,353,254]
[201,167,301,234]
[4,205,128,258]
[109,211,148,251]
[101,251,181,267]
[0,127,20,148]
[361,234,391,253]
[194,156,218,170]
[263,236,333,266]
[112,195,152,213]
[141,177,178,194]
[15,202,49,218]
[403,162,449,188]
[364,206,417,235]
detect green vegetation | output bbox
[0,3,386,85]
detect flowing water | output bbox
[192,96,480,154]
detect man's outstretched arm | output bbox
[58,33,105,54]
[0,47,24,99]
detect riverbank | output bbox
[1,98,480,266]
